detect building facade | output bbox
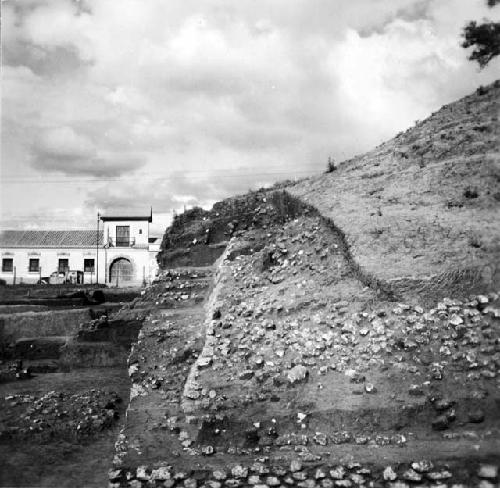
[0,213,160,286]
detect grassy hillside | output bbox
[290,81,500,287]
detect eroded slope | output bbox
[111,199,500,487]
[183,212,500,458]
[290,81,500,287]
[110,83,500,486]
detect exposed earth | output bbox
[1,83,499,487]
[109,204,500,487]
[0,285,145,487]
[111,82,499,487]
[0,368,130,487]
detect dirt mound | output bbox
[181,214,500,451]
[111,214,500,486]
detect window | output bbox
[116,225,130,247]
[29,259,40,272]
[84,258,95,273]
[2,258,13,273]
[58,259,69,273]
[139,229,142,234]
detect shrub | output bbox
[464,187,479,199]
[469,235,483,248]
[325,157,336,173]
[477,85,489,95]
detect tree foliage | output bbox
[462,1,500,68]
[462,21,500,67]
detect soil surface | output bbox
[0,284,146,487]
[0,368,130,487]
[111,210,499,487]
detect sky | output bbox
[1,0,499,236]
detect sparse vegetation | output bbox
[469,234,483,248]
[447,200,464,209]
[290,80,499,283]
[464,186,479,199]
[360,170,385,179]
[370,228,384,237]
[325,156,336,173]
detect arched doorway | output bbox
[109,258,133,286]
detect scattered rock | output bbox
[478,465,498,480]
[287,365,309,384]
[432,414,450,431]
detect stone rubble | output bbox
[182,215,499,445]
[0,388,122,441]
[112,197,499,488]
[108,459,500,487]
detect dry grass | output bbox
[289,81,500,286]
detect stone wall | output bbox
[182,241,234,414]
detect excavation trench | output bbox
[0,287,145,488]
[110,191,499,486]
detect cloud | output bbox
[82,163,304,235]
[35,126,96,160]
[83,166,280,214]
[29,126,146,176]
[2,0,500,231]
[358,0,432,37]
[34,154,146,177]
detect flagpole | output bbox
[96,212,100,285]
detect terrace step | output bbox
[14,336,68,360]
[23,358,60,373]
[59,340,129,368]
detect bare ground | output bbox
[0,368,130,487]
[110,212,499,486]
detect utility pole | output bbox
[96,212,100,285]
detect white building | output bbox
[0,212,160,286]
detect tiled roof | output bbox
[100,214,152,222]
[0,230,104,248]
